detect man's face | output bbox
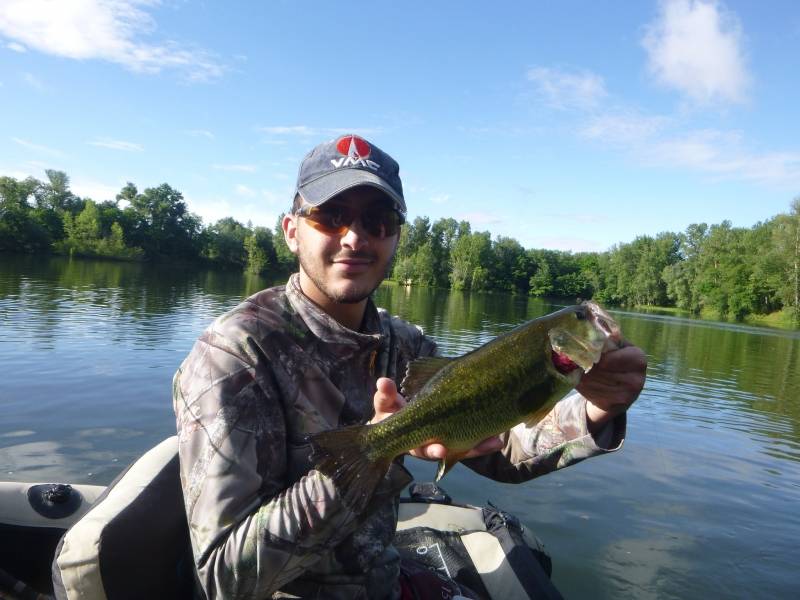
[284,186,401,309]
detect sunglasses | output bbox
[295,203,404,239]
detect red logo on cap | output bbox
[336,135,371,159]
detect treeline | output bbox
[0,171,297,275]
[2,171,799,323]
[390,201,800,322]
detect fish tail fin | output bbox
[435,451,467,482]
[309,424,392,513]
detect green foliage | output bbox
[449,231,492,290]
[125,183,202,259]
[4,171,800,325]
[273,213,298,273]
[770,198,800,323]
[245,227,278,275]
[56,200,143,259]
[203,217,249,267]
[1,176,53,252]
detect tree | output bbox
[528,250,554,297]
[245,227,277,275]
[413,241,436,286]
[36,170,82,213]
[430,218,459,287]
[772,198,800,322]
[450,231,492,290]
[204,217,249,267]
[273,213,298,273]
[127,183,202,259]
[491,237,526,292]
[0,175,51,252]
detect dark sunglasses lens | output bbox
[362,208,401,238]
[307,206,352,233]
[303,204,401,237]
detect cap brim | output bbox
[297,168,406,215]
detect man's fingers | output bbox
[410,436,503,461]
[370,377,407,425]
[464,436,503,458]
[409,443,447,460]
[592,345,647,373]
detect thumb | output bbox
[376,376,398,396]
[371,377,405,424]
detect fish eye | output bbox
[575,310,586,320]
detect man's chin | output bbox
[328,282,375,304]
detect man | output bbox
[173,134,646,599]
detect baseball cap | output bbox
[295,134,406,217]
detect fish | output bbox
[309,301,622,511]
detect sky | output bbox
[1,0,799,252]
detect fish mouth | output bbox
[585,301,622,347]
[552,350,581,375]
[549,303,622,375]
[549,329,606,374]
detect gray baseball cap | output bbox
[295,134,406,217]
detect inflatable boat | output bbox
[0,438,562,600]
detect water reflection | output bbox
[2,255,800,598]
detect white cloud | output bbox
[185,129,215,140]
[22,72,45,90]
[71,178,122,202]
[645,130,800,186]
[430,194,451,205]
[11,137,64,157]
[212,164,258,173]
[6,41,25,52]
[185,194,279,229]
[0,0,224,82]
[581,112,670,144]
[0,167,36,180]
[526,66,607,110]
[235,184,256,197]
[88,138,143,152]
[262,187,293,207]
[582,117,800,188]
[642,0,749,104]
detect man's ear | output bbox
[282,213,299,254]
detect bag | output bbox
[394,483,562,600]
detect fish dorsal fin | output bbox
[400,356,453,398]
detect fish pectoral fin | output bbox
[401,356,453,398]
[435,450,468,482]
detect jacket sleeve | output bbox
[173,329,410,599]
[462,391,626,483]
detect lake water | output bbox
[2,254,799,598]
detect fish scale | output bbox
[309,301,621,512]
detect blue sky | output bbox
[1,0,798,252]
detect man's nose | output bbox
[339,217,369,250]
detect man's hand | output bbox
[370,377,503,460]
[577,341,647,434]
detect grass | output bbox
[632,304,799,330]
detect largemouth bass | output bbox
[309,301,621,511]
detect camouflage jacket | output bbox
[173,274,625,599]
